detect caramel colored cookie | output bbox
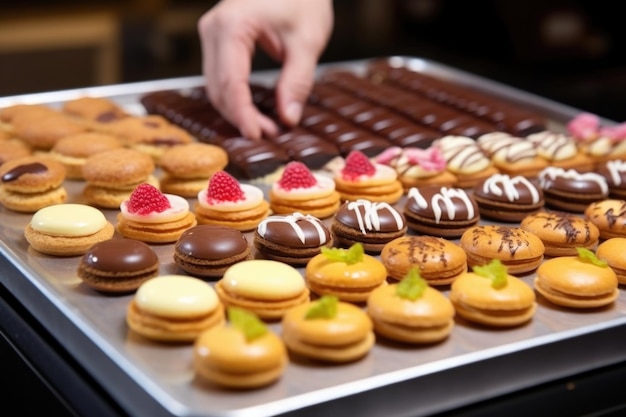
[584,199,626,240]
[62,96,129,124]
[380,235,467,285]
[520,211,600,257]
[0,155,67,212]
[49,132,123,179]
[460,225,545,275]
[0,139,32,166]
[11,106,87,150]
[596,237,626,285]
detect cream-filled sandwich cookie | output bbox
[527,130,594,172]
[216,260,310,321]
[24,203,115,256]
[116,183,197,243]
[434,135,498,188]
[126,275,225,342]
[476,132,547,178]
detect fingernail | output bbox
[285,101,302,126]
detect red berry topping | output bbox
[277,161,318,190]
[341,150,376,180]
[127,183,171,215]
[206,171,245,203]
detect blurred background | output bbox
[1,0,626,121]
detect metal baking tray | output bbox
[1,57,626,417]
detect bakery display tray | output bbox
[2,57,626,417]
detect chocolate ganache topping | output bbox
[83,239,158,272]
[257,212,330,248]
[474,174,542,204]
[176,225,248,260]
[2,162,47,182]
[335,199,405,234]
[406,186,478,222]
[538,167,608,194]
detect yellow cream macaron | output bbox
[215,259,310,321]
[126,275,225,342]
[24,203,115,256]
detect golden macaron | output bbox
[596,237,626,285]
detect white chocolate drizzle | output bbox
[605,160,626,186]
[527,131,577,161]
[408,186,475,222]
[346,199,404,234]
[482,174,541,204]
[257,212,328,244]
[538,166,609,194]
[435,135,491,174]
[477,132,537,163]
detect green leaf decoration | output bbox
[472,259,508,289]
[576,247,607,267]
[228,307,267,341]
[321,243,364,265]
[396,268,427,300]
[305,295,339,319]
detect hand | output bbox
[198,0,334,140]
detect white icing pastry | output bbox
[221,260,305,299]
[527,131,578,161]
[435,135,491,174]
[30,204,107,236]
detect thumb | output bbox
[275,48,318,127]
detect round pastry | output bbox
[281,296,375,363]
[596,237,626,284]
[126,275,225,342]
[49,132,123,180]
[116,183,197,243]
[305,243,388,303]
[534,250,619,308]
[527,130,594,172]
[254,212,333,266]
[82,148,158,209]
[174,224,251,278]
[24,203,115,256]
[0,139,32,166]
[77,238,159,292]
[520,211,600,257]
[195,170,270,232]
[459,225,545,275]
[472,173,544,222]
[331,199,407,253]
[61,96,129,125]
[537,166,608,213]
[596,159,626,199]
[476,132,547,178]
[567,113,626,164]
[585,199,626,240]
[0,155,67,212]
[403,185,479,238]
[366,268,455,343]
[269,161,341,218]
[434,135,498,189]
[159,142,229,198]
[216,259,310,320]
[449,260,536,327]
[333,150,404,204]
[380,235,467,286]
[373,146,457,191]
[10,106,87,151]
[193,308,287,389]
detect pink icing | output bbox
[375,146,446,172]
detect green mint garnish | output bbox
[228,307,267,341]
[472,259,508,289]
[576,247,607,267]
[321,243,364,265]
[396,268,427,300]
[305,295,338,319]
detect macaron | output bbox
[174,225,252,278]
[126,275,225,342]
[584,199,626,240]
[459,225,545,275]
[472,173,544,222]
[77,238,159,292]
[281,296,375,363]
[254,212,333,266]
[380,235,468,286]
[304,243,388,303]
[49,132,123,179]
[534,251,619,308]
[538,166,608,213]
[10,106,87,150]
[0,139,32,166]
[216,260,310,321]
[331,199,407,253]
[24,203,115,256]
[193,308,287,389]
[366,270,455,344]
[0,155,67,212]
[449,261,536,327]
[596,237,626,285]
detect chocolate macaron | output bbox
[174,224,252,278]
[538,166,608,213]
[473,173,544,222]
[77,238,159,293]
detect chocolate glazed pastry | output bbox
[473,174,544,222]
[254,212,333,266]
[403,185,479,238]
[538,167,609,212]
